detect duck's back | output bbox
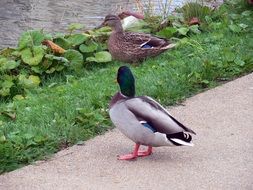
[108,31,169,63]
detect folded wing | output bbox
[125,96,196,135]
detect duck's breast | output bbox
[109,101,150,143]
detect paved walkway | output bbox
[1,73,253,190]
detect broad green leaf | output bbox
[34,135,47,143]
[41,59,53,69]
[189,25,201,34]
[11,50,21,57]
[228,24,241,33]
[201,79,209,84]
[28,75,41,86]
[242,10,252,17]
[18,30,45,50]
[0,58,19,71]
[0,74,14,82]
[13,95,25,100]
[79,42,98,53]
[67,34,87,46]
[179,37,189,45]
[55,65,65,71]
[204,15,212,24]
[54,32,65,38]
[172,21,182,28]
[5,60,19,70]
[0,88,10,97]
[90,27,111,38]
[4,102,15,112]
[0,57,7,65]
[44,33,53,41]
[1,80,14,89]
[229,13,240,20]
[0,135,6,143]
[54,37,71,49]
[234,57,245,66]
[64,50,83,65]
[21,46,45,66]
[1,103,16,119]
[68,23,84,31]
[86,51,112,63]
[156,27,177,38]
[210,22,222,30]
[31,66,43,74]
[224,51,235,62]
[239,23,248,29]
[177,27,189,36]
[18,74,41,88]
[0,48,15,57]
[46,67,56,74]
[45,54,69,64]
[0,80,14,96]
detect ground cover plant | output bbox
[0,0,252,173]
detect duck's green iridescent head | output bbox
[117,66,135,97]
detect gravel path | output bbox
[1,73,253,190]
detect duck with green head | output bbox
[109,66,196,160]
[99,14,176,63]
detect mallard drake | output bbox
[109,66,196,160]
[100,14,176,63]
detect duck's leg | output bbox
[117,143,140,160]
[137,146,153,157]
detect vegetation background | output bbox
[0,0,252,173]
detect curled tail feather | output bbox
[166,132,194,146]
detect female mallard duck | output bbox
[109,66,196,160]
[100,14,176,63]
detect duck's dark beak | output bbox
[95,21,106,29]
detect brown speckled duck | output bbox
[109,66,196,160]
[100,14,176,63]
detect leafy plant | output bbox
[67,34,87,46]
[0,25,113,99]
[18,30,48,50]
[86,51,112,63]
[21,46,45,66]
[157,23,201,38]
[67,23,85,35]
[79,41,98,53]
[0,0,253,173]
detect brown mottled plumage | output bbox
[100,14,176,63]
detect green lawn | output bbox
[0,1,253,173]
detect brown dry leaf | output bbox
[42,40,66,54]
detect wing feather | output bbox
[125,96,196,135]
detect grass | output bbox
[0,1,253,173]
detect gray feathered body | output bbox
[109,92,196,147]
